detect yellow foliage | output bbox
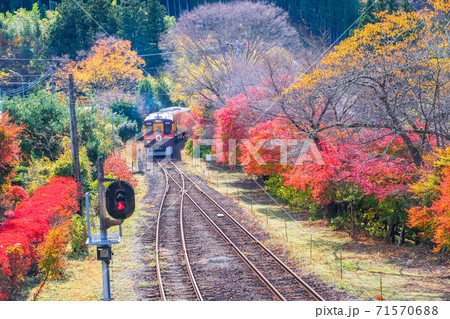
[432,0,450,13]
[285,5,450,111]
[56,38,145,101]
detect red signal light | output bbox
[116,201,125,210]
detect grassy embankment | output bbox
[182,152,449,301]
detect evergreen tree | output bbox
[376,0,399,12]
[357,0,378,29]
[357,0,414,30]
[118,0,166,68]
[400,0,414,12]
[45,0,119,58]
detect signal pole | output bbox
[97,158,112,301]
[68,74,82,210]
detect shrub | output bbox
[53,137,93,192]
[104,154,136,186]
[0,177,80,300]
[24,157,54,195]
[265,174,320,216]
[118,120,139,142]
[16,166,28,174]
[0,244,31,300]
[184,138,212,159]
[9,186,28,207]
[68,215,88,258]
[11,177,24,186]
[38,227,68,280]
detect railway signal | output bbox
[85,159,137,301]
[105,181,135,220]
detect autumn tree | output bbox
[0,112,22,187]
[284,7,450,169]
[56,37,145,99]
[162,1,303,111]
[408,147,450,251]
[0,112,23,217]
[213,93,253,166]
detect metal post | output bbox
[85,191,98,240]
[97,158,107,240]
[85,192,91,239]
[310,235,312,261]
[102,259,112,301]
[340,252,343,279]
[97,158,112,301]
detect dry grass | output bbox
[183,153,449,301]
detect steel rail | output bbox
[170,160,325,301]
[178,165,204,301]
[155,161,169,301]
[155,161,203,301]
[165,164,286,301]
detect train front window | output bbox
[145,124,153,135]
[154,124,162,134]
[164,122,172,135]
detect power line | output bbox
[0,57,68,61]
[0,51,176,62]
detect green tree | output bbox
[118,0,166,68]
[76,106,114,163]
[46,0,119,58]
[111,101,142,127]
[0,4,56,76]
[2,90,68,161]
[357,0,413,30]
[357,0,378,28]
[138,75,174,113]
[110,101,142,142]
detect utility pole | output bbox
[69,74,82,209]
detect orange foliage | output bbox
[408,147,450,251]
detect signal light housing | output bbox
[105,181,135,220]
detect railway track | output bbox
[155,162,202,301]
[154,159,324,301]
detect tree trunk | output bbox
[385,219,395,243]
[398,221,405,246]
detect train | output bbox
[143,106,190,156]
